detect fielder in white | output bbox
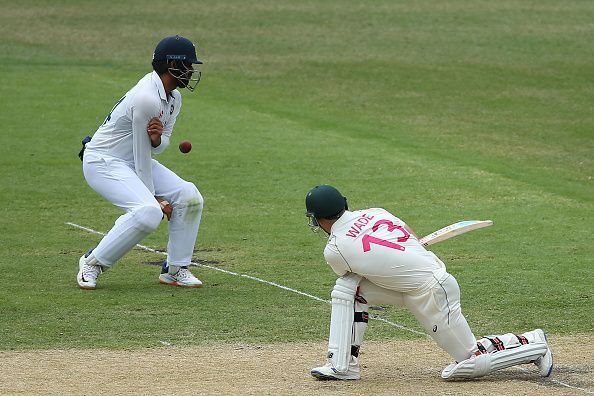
[305,185,553,380]
[77,35,204,290]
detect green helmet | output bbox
[305,185,348,224]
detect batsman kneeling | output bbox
[305,185,553,381]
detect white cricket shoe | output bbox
[532,329,553,377]
[77,254,103,290]
[159,263,202,288]
[311,359,361,380]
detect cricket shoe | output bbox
[311,360,361,380]
[77,251,103,290]
[159,261,202,288]
[531,329,553,377]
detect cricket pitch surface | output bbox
[2,336,592,395]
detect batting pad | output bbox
[441,342,548,379]
[328,274,361,372]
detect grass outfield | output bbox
[0,1,592,350]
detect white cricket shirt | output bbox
[85,71,182,194]
[324,208,442,292]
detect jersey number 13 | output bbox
[362,219,410,252]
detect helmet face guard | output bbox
[168,59,201,91]
[305,211,321,233]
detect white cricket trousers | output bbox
[358,271,477,362]
[82,152,203,268]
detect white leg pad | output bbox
[328,273,362,373]
[441,342,548,379]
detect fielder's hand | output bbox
[147,117,164,148]
[156,197,172,221]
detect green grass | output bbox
[0,0,592,349]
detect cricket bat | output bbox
[419,220,493,246]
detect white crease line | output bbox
[549,380,593,394]
[368,315,427,337]
[66,221,426,337]
[517,366,593,394]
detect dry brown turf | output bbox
[1,336,592,395]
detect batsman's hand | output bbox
[147,117,164,148]
[156,197,172,221]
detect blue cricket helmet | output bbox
[153,35,203,64]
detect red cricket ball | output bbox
[179,140,192,154]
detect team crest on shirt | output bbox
[159,110,164,118]
[170,104,175,115]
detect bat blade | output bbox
[419,220,493,246]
